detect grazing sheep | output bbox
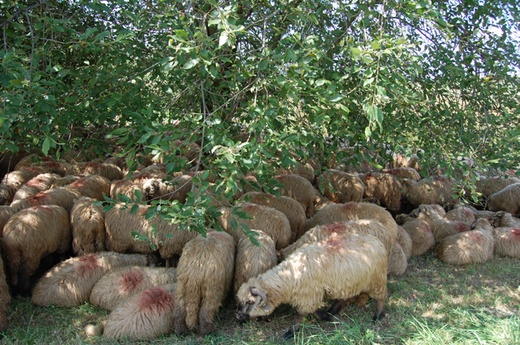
[388,242,408,276]
[445,206,476,224]
[0,251,11,332]
[305,202,399,241]
[142,174,193,203]
[493,226,520,258]
[401,175,456,208]
[280,220,394,262]
[492,211,520,227]
[233,229,278,297]
[272,174,327,218]
[475,176,520,198]
[236,233,388,339]
[31,252,150,307]
[395,214,434,256]
[416,205,471,241]
[239,192,306,242]
[3,205,71,293]
[90,266,177,310]
[83,161,124,181]
[88,283,177,340]
[218,203,292,250]
[316,169,365,204]
[9,186,81,213]
[64,174,111,200]
[487,183,520,216]
[435,218,495,265]
[397,225,413,260]
[174,231,235,336]
[382,167,421,181]
[109,179,144,202]
[360,171,403,214]
[70,197,106,256]
[12,173,61,201]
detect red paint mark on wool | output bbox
[322,237,346,253]
[28,192,46,204]
[322,222,346,236]
[70,179,87,188]
[120,270,145,294]
[26,178,45,188]
[138,287,174,312]
[469,232,484,244]
[455,222,469,233]
[511,229,520,239]
[77,254,101,276]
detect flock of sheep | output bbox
[0,147,519,340]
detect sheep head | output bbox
[142,179,160,200]
[235,285,272,323]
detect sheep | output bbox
[395,214,434,256]
[415,205,471,241]
[104,203,198,266]
[397,225,413,260]
[82,161,124,181]
[474,176,520,198]
[409,203,446,218]
[174,231,235,336]
[492,226,520,258]
[304,202,399,241]
[492,211,520,227]
[239,192,306,242]
[487,183,520,216]
[388,242,408,276]
[382,167,421,181]
[89,266,177,311]
[142,174,193,203]
[70,196,106,256]
[0,251,11,332]
[445,205,476,224]
[0,205,16,231]
[276,160,316,184]
[218,202,292,250]
[1,167,44,191]
[386,153,421,171]
[49,175,81,189]
[0,184,15,205]
[64,174,111,200]
[233,229,278,298]
[316,169,365,204]
[280,220,394,262]
[87,283,177,340]
[2,205,71,293]
[31,252,150,307]
[11,173,61,201]
[109,179,144,202]
[9,186,81,213]
[434,218,495,265]
[360,171,403,214]
[271,174,327,218]
[236,233,388,339]
[401,175,456,208]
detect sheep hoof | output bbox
[372,311,386,322]
[315,310,333,321]
[282,327,295,340]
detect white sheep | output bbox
[236,233,388,339]
[487,182,520,216]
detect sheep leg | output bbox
[282,314,304,340]
[315,299,346,321]
[173,303,188,335]
[372,298,386,322]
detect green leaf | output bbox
[42,137,51,155]
[219,31,229,47]
[183,59,199,69]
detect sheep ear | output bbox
[250,287,269,310]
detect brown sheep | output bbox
[492,211,520,227]
[415,205,471,241]
[397,225,413,260]
[90,266,177,311]
[49,175,82,189]
[0,205,16,231]
[493,226,520,258]
[382,167,421,181]
[445,206,476,224]
[360,171,403,214]
[83,161,124,181]
[218,202,292,250]
[487,183,520,216]
[239,192,306,242]
[109,179,144,202]
[409,204,446,218]
[64,174,111,200]
[272,174,327,218]
[276,160,316,183]
[386,153,421,171]
[142,174,193,203]
[236,233,388,340]
[474,176,520,198]
[388,242,408,276]
[395,214,434,256]
[3,205,71,293]
[31,252,150,307]
[233,229,278,298]
[88,283,177,340]
[316,169,365,204]
[12,173,61,201]
[70,197,106,256]
[401,175,456,208]
[174,231,235,336]
[1,167,44,191]
[9,186,81,213]
[435,218,495,265]
[305,202,399,241]
[0,251,11,332]
[0,184,15,205]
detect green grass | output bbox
[1,253,519,345]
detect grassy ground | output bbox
[1,253,519,345]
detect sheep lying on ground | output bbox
[174,231,235,336]
[12,173,61,201]
[90,266,177,310]
[1,167,43,192]
[360,171,403,214]
[395,214,434,256]
[272,174,327,218]
[236,233,388,339]
[397,225,413,260]
[492,211,520,227]
[0,251,11,332]
[493,226,520,258]
[487,183,520,216]
[401,175,456,208]
[218,203,292,250]
[3,205,71,293]
[445,206,476,224]
[474,176,520,199]
[31,252,150,307]
[415,205,470,241]
[142,174,193,203]
[316,169,365,204]
[233,229,278,297]
[87,283,177,340]
[70,197,106,256]
[64,174,111,200]
[239,192,306,242]
[9,186,81,212]
[82,161,124,181]
[388,242,408,276]
[434,218,495,265]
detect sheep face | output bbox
[142,179,159,200]
[236,286,272,323]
